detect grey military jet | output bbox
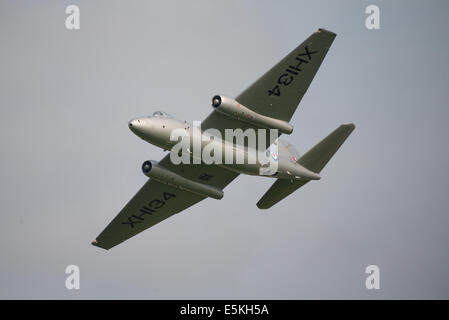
[92,28,355,250]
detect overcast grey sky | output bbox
[1,0,449,299]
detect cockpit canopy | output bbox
[151,111,172,118]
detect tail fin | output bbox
[296,123,355,173]
[256,123,355,209]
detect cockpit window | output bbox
[151,111,172,118]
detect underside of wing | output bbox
[92,179,204,250]
[93,154,239,250]
[202,29,336,147]
[236,28,336,121]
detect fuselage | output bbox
[128,112,320,181]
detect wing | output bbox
[202,29,336,146]
[92,154,238,250]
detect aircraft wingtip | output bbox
[345,123,356,130]
[317,28,337,36]
[91,239,111,250]
[256,201,270,210]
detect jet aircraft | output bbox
[92,28,355,250]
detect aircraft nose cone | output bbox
[128,118,150,138]
[128,119,141,133]
[128,121,135,133]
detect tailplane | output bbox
[256,123,355,209]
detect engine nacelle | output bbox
[211,95,293,134]
[142,160,223,199]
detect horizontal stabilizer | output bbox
[257,123,355,209]
[257,179,309,209]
